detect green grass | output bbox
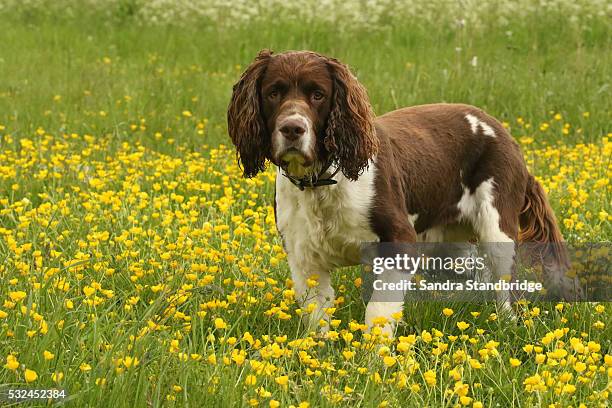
[0,5,610,408]
[0,9,610,144]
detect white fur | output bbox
[275,161,378,331]
[457,178,509,241]
[465,114,496,137]
[456,178,514,312]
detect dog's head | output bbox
[227,50,378,180]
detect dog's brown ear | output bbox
[324,57,378,180]
[227,49,273,178]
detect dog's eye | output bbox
[267,90,279,100]
[312,90,325,101]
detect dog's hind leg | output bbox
[459,178,520,315]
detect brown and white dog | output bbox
[227,50,570,336]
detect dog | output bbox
[227,49,572,336]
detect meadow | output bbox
[0,1,610,406]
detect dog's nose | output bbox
[279,120,306,141]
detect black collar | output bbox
[282,159,341,191]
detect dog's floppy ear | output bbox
[227,49,273,178]
[324,57,378,181]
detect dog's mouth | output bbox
[280,149,314,178]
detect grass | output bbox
[0,5,610,408]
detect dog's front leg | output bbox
[364,300,404,337]
[288,257,335,333]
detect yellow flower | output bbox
[182,110,193,118]
[561,384,576,394]
[574,362,586,373]
[79,363,92,372]
[397,342,411,353]
[24,369,38,383]
[459,396,472,406]
[372,316,388,327]
[245,375,257,386]
[587,341,601,352]
[509,358,522,367]
[383,356,397,367]
[523,373,546,392]
[8,291,26,302]
[4,355,19,370]
[454,381,469,397]
[275,375,288,387]
[457,321,470,331]
[123,356,138,368]
[468,359,482,369]
[269,400,280,408]
[214,318,227,329]
[423,370,436,386]
[43,350,55,360]
[449,368,462,381]
[442,308,454,316]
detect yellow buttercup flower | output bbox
[24,369,38,382]
[383,356,397,367]
[424,370,436,386]
[457,321,470,331]
[4,355,19,370]
[8,291,26,302]
[509,358,521,367]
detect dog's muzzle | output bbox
[274,113,315,177]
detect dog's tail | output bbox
[519,174,567,263]
[519,174,579,298]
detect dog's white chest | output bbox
[275,166,379,269]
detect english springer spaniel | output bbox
[227,50,571,336]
